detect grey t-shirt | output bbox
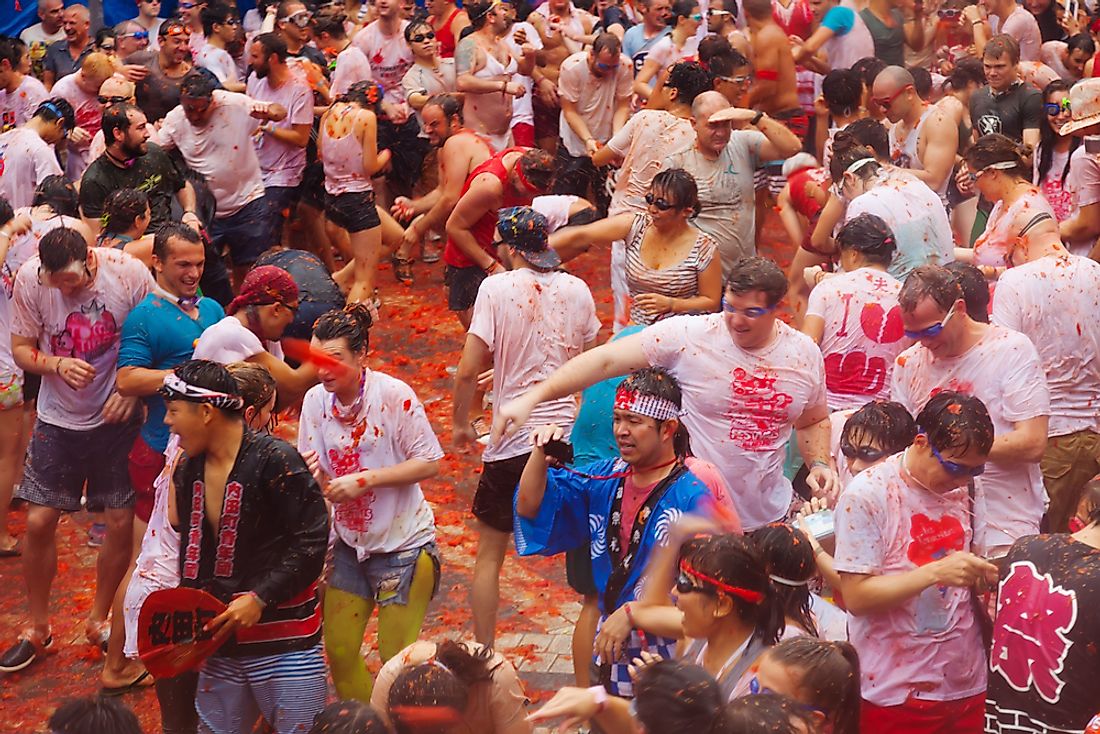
[663,130,765,274]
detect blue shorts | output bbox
[197,645,327,734]
[210,195,278,266]
[329,539,440,606]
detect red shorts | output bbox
[128,434,165,524]
[511,122,535,148]
[861,693,985,734]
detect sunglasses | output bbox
[903,303,955,340]
[98,94,130,104]
[595,60,620,71]
[280,301,300,315]
[721,298,776,319]
[409,31,436,42]
[708,8,730,15]
[718,74,751,85]
[99,42,116,50]
[179,1,198,8]
[1045,98,1071,116]
[928,440,985,476]
[644,192,677,210]
[217,17,241,25]
[937,7,960,17]
[286,10,313,26]
[871,84,912,109]
[748,674,828,713]
[675,572,716,596]
[840,438,887,463]
[120,30,150,40]
[689,12,704,20]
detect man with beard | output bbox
[134,20,193,124]
[247,33,313,248]
[391,94,493,282]
[80,103,232,304]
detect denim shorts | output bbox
[19,416,140,512]
[329,539,440,606]
[444,264,487,312]
[324,191,381,234]
[210,195,278,266]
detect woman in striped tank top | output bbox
[549,168,721,325]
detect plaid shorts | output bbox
[18,417,140,512]
[593,623,678,698]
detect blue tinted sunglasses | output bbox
[903,303,955,340]
[928,439,985,477]
[721,298,776,319]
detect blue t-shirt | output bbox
[821,6,856,35]
[622,24,671,77]
[118,294,224,451]
[571,325,645,466]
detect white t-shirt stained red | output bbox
[834,454,986,707]
[10,248,155,430]
[299,370,443,557]
[246,74,314,188]
[0,127,62,209]
[352,20,413,105]
[805,267,909,411]
[158,90,265,217]
[469,268,601,462]
[640,315,827,529]
[0,75,49,132]
[890,325,1050,553]
[192,315,284,364]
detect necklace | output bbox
[331,370,367,424]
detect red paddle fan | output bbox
[281,338,350,376]
[137,588,228,679]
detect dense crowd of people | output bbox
[2,0,1100,731]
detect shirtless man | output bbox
[743,0,803,132]
[872,65,959,195]
[528,0,597,151]
[456,0,535,151]
[391,94,493,277]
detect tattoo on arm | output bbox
[456,37,477,75]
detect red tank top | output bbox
[443,147,533,269]
[773,0,814,40]
[1092,51,1100,77]
[435,7,464,59]
[789,167,830,220]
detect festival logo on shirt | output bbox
[907,513,965,566]
[991,561,1077,704]
[327,445,377,533]
[49,300,119,362]
[727,366,794,451]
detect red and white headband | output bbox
[614,388,681,422]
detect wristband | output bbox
[810,459,829,470]
[55,357,63,375]
[751,110,765,126]
[587,685,609,713]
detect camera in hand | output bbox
[542,438,574,465]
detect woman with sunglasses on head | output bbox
[801,213,909,412]
[743,638,861,734]
[957,133,1061,278]
[297,304,443,702]
[549,169,721,325]
[632,0,702,101]
[833,391,999,733]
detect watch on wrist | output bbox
[751,110,765,126]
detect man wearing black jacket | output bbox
[163,359,329,734]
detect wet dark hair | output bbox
[943,261,990,323]
[829,133,882,183]
[822,68,862,118]
[313,303,375,353]
[666,61,712,106]
[835,212,896,266]
[984,33,1020,63]
[308,700,389,734]
[591,31,621,56]
[32,174,79,218]
[423,93,464,123]
[618,366,691,457]
[48,697,143,734]
[681,533,785,645]
[201,2,237,35]
[0,196,13,230]
[707,48,749,78]
[667,0,699,25]
[565,206,601,227]
[313,15,349,38]
[466,0,494,29]
[1068,32,1096,56]
[172,359,243,416]
[338,80,385,114]
[153,221,203,260]
[946,56,985,91]
[899,263,964,314]
[102,188,149,235]
[180,71,219,100]
[841,400,916,456]
[839,118,890,161]
[908,65,932,100]
[633,660,725,734]
[917,390,995,456]
[404,16,433,42]
[765,638,862,734]
[1039,79,1079,184]
[517,149,556,192]
[965,133,1031,180]
[387,640,500,734]
[254,31,289,61]
[34,97,75,131]
[95,26,117,49]
[650,167,700,214]
[851,56,886,88]
[39,227,88,272]
[723,256,787,307]
[102,103,141,147]
[227,361,277,414]
[0,36,22,69]
[750,523,817,637]
[716,694,815,734]
[697,33,732,64]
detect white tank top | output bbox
[321,104,375,196]
[889,107,949,197]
